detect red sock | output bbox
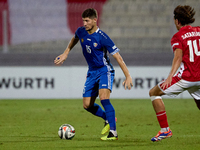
[156,111,169,128]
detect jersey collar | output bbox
[95,28,99,33]
[180,25,192,31]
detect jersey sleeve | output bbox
[171,34,183,52]
[75,28,80,39]
[75,27,85,39]
[101,33,120,55]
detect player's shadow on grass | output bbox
[0,135,58,143]
[68,137,151,149]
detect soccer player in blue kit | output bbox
[54,8,133,140]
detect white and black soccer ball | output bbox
[58,124,75,140]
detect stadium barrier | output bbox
[0,66,190,99]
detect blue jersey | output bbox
[75,27,120,71]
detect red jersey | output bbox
[171,25,200,81]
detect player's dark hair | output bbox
[174,5,195,25]
[82,8,98,19]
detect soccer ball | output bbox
[58,124,75,139]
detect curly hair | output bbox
[174,5,195,25]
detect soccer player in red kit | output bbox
[149,5,200,142]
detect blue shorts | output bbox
[83,68,115,97]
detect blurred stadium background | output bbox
[0,0,200,66]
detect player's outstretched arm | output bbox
[161,48,182,89]
[112,52,133,90]
[54,36,79,66]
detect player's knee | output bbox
[149,88,163,102]
[99,94,109,101]
[99,89,110,100]
[83,103,90,109]
[149,85,163,97]
[83,105,87,110]
[149,88,155,97]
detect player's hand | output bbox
[54,54,67,66]
[123,76,133,90]
[160,76,172,89]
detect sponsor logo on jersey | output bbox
[87,38,91,41]
[81,38,84,43]
[93,43,98,47]
[102,84,107,86]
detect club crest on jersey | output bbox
[93,43,98,47]
[81,38,84,43]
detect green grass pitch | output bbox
[0,99,200,150]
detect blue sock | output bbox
[101,99,116,131]
[85,103,106,120]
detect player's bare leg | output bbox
[83,96,107,123]
[149,85,165,112]
[149,85,172,142]
[83,96,96,109]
